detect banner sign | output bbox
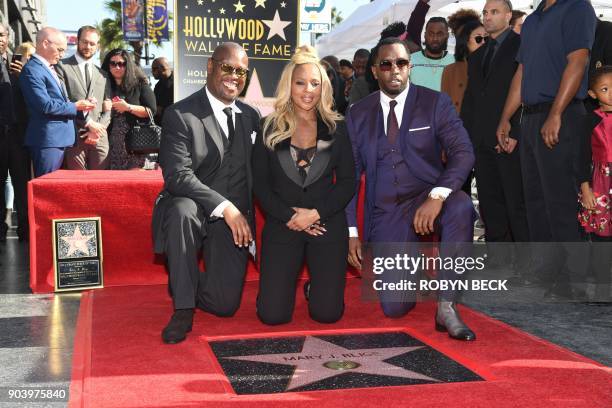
[122,0,146,41]
[300,0,331,34]
[174,0,300,114]
[147,0,170,42]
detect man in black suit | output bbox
[152,43,260,344]
[461,0,530,266]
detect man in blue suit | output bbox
[346,37,476,341]
[19,27,94,177]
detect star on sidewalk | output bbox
[262,9,291,41]
[61,226,94,257]
[254,0,266,8]
[233,0,245,13]
[225,336,440,391]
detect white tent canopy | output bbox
[316,0,612,60]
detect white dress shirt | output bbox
[32,53,63,89]
[74,52,95,89]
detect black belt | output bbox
[522,99,582,115]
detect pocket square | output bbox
[251,131,257,144]
[409,126,431,132]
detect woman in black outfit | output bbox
[252,46,356,325]
[101,48,156,169]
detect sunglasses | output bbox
[211,58,249,78]
[110,61,126,68]
[378,58,410,71]
[474,35,487,44]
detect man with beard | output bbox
[346,37,476,341]
[409,17,454,91]
[56,26,111,170]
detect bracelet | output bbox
[127,105,133,113]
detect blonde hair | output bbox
[15,42,36,60]
[263,45,342,149]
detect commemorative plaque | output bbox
[52,217,104,292]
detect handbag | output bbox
[125,108,162,154]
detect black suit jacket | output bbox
[151,88,260,253]
[461,30,522,149]
[252,118,355,243]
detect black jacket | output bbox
[110,79,157,127]
[252,118,355,243]
[461,30,522,149]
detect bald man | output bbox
[19,27,95,176]
[152,57,173,123]
[152,43,260,344]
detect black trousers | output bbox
[257,226,348,325]
[475,146,530,243]
[519,103,587,281]
[519,103,584,242]
[0,125,30,237]
[162,197,248,314]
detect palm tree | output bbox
[97,1,125,61]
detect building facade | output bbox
[0,0,46,49]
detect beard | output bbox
[424,38,448,55]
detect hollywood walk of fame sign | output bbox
[209,332,483,394]
[174,0,299,114]
[52,217,104,292]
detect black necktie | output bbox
[387,100,399,144]
[222,107,235,145]
[84,63,91,90]
[482,38,497,76]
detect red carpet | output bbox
[69,280,611,408]
[28,171,365,293]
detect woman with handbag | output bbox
[101,48,157,170]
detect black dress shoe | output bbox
[435,302,476,341]
[162,309,194,344]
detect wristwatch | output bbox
[428,192,446,202]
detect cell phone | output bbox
[11,54,23,64]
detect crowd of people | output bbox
[0,24,174,241]
[1,0,610,345]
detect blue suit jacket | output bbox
[345,85,475,241]
[19,56,77,148]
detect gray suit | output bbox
[56,55,111,169]
[151,88,260,313]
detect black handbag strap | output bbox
[135,108,157,126]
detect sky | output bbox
[46,0,372,64]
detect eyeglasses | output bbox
[44,40,65,54]
[211,58,249,78]
[378,59,410,71]
[474,35,487,44]
[110,61,126,68]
